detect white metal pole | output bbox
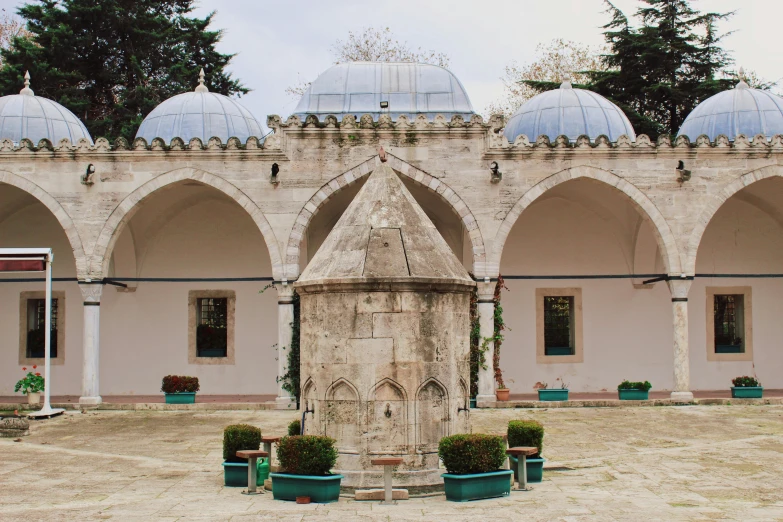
[42,252,52,411]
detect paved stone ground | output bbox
[1,405,782,521]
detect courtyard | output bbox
[1,405,782,521]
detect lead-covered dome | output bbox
[293,62,475,121]
[678,76,783,142]
[0,72,92,145]
[136,69,262,144]
[504,79,635,143]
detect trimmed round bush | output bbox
[223,424,262,463]
[507,420,544,458]
[287,419,301,436]
[438,434,506,475]
[277,435,338,475]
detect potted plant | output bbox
[222,424,262,487]
[495,385,510,401]
[271,435,342,503]
[439,433,512,502]
[161,375,200,404]
[14,366,44,405]
[507,420,545,483]
[731,376,763,398]
[537,377,569,401]
[617,380,651,400]
[288,419,301,436]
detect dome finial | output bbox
[195,68,209,93]
[20,70,34,96]
[560,73,573,90]
[736,67,749,90]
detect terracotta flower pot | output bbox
[496,389,510,401]
[27,392,40,405]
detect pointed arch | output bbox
[416,377,449,447]
[0,170,87,277]
[368,377,408,451]
[89,167,282,279]
[491,165,682,275]
[324,377,361,450]
[687,165,783,274]
[284,154,486,279]
[368,377,408,401]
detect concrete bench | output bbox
[236,450,268,495]
[506,446,538,491]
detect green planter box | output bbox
[164,392,196,404]
[618,389,648,400]
[223,461,248,487]
[510,456,546,483]
[442,470,513,502]
[538,389,569,401]
[731,387,763,398]
[270,473,343,503]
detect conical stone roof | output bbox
[295,161,474,291]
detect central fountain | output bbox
[293,155,475,489]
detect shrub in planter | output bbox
[507,420,545,483]
[731,376,763,398]
[288,419,301,436]
[507,420,543,457]
[161,375,200,403]
[617,380,651,400]
[222,424,262,487]
[439,434,511,502]
[439,434,506,474]
[271,435,342,503]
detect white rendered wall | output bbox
[499,179,674,392]
[99,190,278,395]
[0,188,83,395]
[691,182,783,390]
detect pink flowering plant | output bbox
[15,366,44,395]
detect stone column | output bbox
[476,280,496,407]
[667,279,693,402]
[79,284,103,406]
[275,283,296,410]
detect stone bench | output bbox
[236,450,268,495]
[506,446,538,491]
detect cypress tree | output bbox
[0,0,247,142]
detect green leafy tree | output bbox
[0,0,247,142]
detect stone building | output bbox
[1,61,782,409]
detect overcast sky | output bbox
[2,0,782,132]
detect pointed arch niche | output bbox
[367,378,408,454]
[325,378,361,452]
[93,174,278,396]
[416,378,449,450]
[495,169,677,393]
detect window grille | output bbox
[196,297,228,357]
[544,296,574,356]
[714,294,744,353]
[26,298,58,358]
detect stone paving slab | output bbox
[0,406,781,520]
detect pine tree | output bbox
[0,0,247,142]
[587,0,735,139]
